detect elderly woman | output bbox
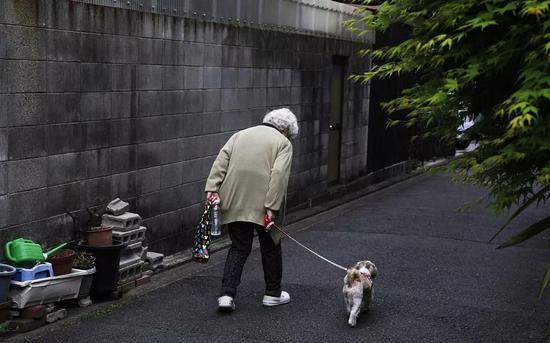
[205,108,299,311]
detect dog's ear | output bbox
[366,261,378,279]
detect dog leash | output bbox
[267,222,348,272]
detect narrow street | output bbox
[13,174,550,342]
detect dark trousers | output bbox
[221,221,282,298]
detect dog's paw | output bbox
[348,317,357,327]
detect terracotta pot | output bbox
[46,249,76,276]
[83,226,113,247]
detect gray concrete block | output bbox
[7,94,47,126]
[138,91,163,117]
[137,65,163,90]
[238,47,253,68]
[203,90,221,112]
[183,42,204,66]
[103,212,141,231]
[203,67,221,89]
[8,157,47,193]
[46,30,80,61]
[111,171,137,199]
[0,25,6,58]
[252,68,267,87]
[111,35,138,64]
[251,88,266,108]
[8,126,46,159]
[137,142,162,169]
[112,64,134,91]
[136,191,160,218]
[184,90,204,113]
[111,119,137,147]
[159,139,180,164]
[222,46,240,67]
[0,195,6,227]
[47,93,80,124]
[162,66,184,90]
[202,112,222,135]
[237,68,253,88]
[0,162,5,195]
[0,60,5,93]
[45,123,83,155]
[164,91,185,115]
[81,92,111,120]
[181,158,206,184]
[164,16,184,41]
[111,145,137,174]
[182,113,202,137]
[221,26,239,46]
[221,89,240,111]
[107,198,130,216]
[184,19,205,43]
[221,68,238,89]
[159,210,183,239]
[7,61,47,93]
[136,117,162,143]
[48,152,84,185]
[82,121,111,150]
[82,148,111,179]
[8,189,47,226]
[138,38,164,64]
[80,63,111,92]
[204,44,222,66]
[80,33,110,63]
[111,92,134,118]
[46,182,80,217]
[161,162,183,189]
[136,167,160,195]
[184,66,203,89]
[181,181,203,207]
[163,40,184,65]
[203,22,222,45]
[0,95,6,127]
[159,186,184,213]
[81,176,113,208]
[5,26,46,60]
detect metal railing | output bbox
[72,0,373,42]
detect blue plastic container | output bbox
[0,263,16,302]
[12,263,53,282]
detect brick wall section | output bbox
[0,0,370,255]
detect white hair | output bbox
[262,108,299,138]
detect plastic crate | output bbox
[9,269,88,309]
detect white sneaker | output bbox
[218,295,235,311]
[262,291,290,307]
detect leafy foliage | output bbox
[347,0,550,295]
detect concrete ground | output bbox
[7,173,550,342]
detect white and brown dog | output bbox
[343,260,378,327]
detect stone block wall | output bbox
[0,0,370,255]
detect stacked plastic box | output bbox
[102,210,147,285]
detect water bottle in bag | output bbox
[211,203,222,236]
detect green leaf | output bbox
[497,216,550,249]
[490,186,550,242]
[539,264,550,299]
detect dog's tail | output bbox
[346,269,361,288]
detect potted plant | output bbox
[73,252,96,307]
[82,208,112,247]
[46,249,76,276]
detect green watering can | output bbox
[5,239,67,267]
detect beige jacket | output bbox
[205,125,293,227]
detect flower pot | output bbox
[79,243,124,296]
[0,264,16,303]
[83,225,113,247]
[47,249,76,276]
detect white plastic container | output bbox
[9,268,88,308]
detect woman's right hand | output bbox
[207,192,220,204]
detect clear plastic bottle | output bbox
[211,203,222,236]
